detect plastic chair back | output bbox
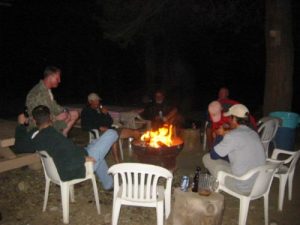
[258,117,280,156]
[109,163,172,203]
[39,151,61,183]
[38,150,100,224]
[250,163,280,198]
[89,129,100,143]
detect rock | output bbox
[16,211,23,220]
[49,206,59,212]
[104,213,111,224]
[17,181,29,192]
[173,188,224,225]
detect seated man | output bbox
[81,93,141,163]
[208,101,230,143]
[202,104,266,193]
[26,66,79,137]
[217,87,257,129]
[217,87,240,112]
[206,87,257,149]
[141,89,183,131]
[15,105,117,190]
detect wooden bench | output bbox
[0,119,40,173]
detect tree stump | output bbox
[181,129,201,152]
[172,188,224,225]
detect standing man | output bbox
[26,66,79,136]
[203,104,265,193]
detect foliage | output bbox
[98,0,264,48]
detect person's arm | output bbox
[164,107,178,122]
[95,107,113,129]
[213,131,234,158]
[49,98,64,116]
[13,114,35,153]
[210,148,223,159]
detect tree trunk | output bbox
[264,0,294,115]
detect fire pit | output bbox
[132,125,184,171]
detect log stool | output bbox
[172,188,224,225]
[181,128,201,152]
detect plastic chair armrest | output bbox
[217,169,259,183]
[271,148,296,164]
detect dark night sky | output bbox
[0,0,299,118]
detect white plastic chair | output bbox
[118,137,135,161]
[119,115,151,160]
[268,148,300,211]
[89,129,126,161]
[89,129,100,143]
[216,163,280,225]
[108,163,173,225]
[38,151,100,224]
[257,117,281,157]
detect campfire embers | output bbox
[132,124,184,171]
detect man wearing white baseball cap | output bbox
[81,93,141,163]
[203,104,266,193]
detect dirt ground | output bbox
[0,128,300,225]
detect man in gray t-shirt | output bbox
[203,104,266,193]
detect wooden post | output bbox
[181,129,201,152]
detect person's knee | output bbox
[104,129,119,141]
[70,110,79,121]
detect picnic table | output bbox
[0,119,40,173]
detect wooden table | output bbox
[172,188,224,225]
[0,119,40,173]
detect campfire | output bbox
[140,124,177,148]
[132,124,184,170]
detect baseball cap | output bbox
[88,93,101,101]
[208,101,222,122]
[224,104,249,118]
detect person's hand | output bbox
[215,127,225,136]
[100,106,109,114]
[99,126,109,132]
[85,156,96,163]
[18,114,29,125]
[56,111,70,121]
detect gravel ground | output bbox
[0,128,300,225]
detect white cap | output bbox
[223,104,249,118]
[88,93,101,101]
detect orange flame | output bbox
[141,124,174,148]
